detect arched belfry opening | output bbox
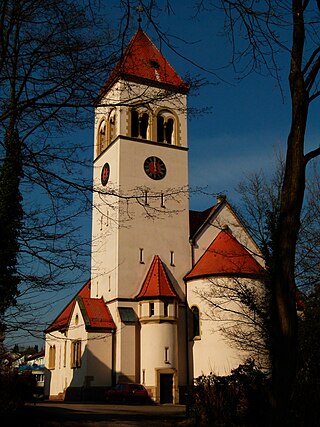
[98,119,107,154]
[96,109,117,157]
[131,109,150,139]
[108,109,116,144]
[156,109,176,145]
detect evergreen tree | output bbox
[0,129,23,319]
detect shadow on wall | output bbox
[63,346,143,401]
[50,345,113,401]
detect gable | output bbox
[190,199,264,267]
[45,280,90,333]
[45,280,115,333]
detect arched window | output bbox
[97,110,116,155]
[191,306,200,338]
[165,118,174,144]
[157,110,175,144]
[98,119,106,154]
[109,110,116,144]
[131,109,149,139]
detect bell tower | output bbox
[90,29,190,393]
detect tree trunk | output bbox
[270,3,308,423]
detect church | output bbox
[44,28,265,403]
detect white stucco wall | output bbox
[45,300,114,397]
[140,321,178,386]
[187,276,264,378]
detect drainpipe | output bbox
[185,237,195,393]
[184,279,190,388]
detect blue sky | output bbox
[8,1,319,348]
[132,2,293,208]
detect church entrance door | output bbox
[159,373,173,404]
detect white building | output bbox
[45,28,265,403]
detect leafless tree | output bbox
[172,1,320,422]
[196,275,271,370]
[0,0,203,347]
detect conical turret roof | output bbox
[136,255,179,299]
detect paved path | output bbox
[9,401,190,427]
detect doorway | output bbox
[160,373,173,404]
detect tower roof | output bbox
[185,230,265,281]
[45,280,115,333]
[99,28,188,99]
[136,255,179,300]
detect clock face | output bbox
[144,156,166,180]
[101,162,110,186]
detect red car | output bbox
[105,383,149,404]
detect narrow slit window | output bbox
[144,191,149,205]
[161,193,165,208]
[165,347,169,363]
[164,302,168,317]
[170,251,175,266]
[139,248,144,264]
[149,302,154,317]
[191,306,200,338]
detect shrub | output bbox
[189,359,268,427]
[0,368,36,414]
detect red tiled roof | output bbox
[185,230,265,280]
[136,255,179,300]
[45,280,115,333]
[81,297,115,330]
[45,281,90,333]
[98,28,188,99]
